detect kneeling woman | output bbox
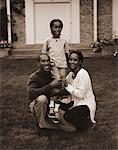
[63,51,96,129]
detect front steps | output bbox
[8,46,102,59]
[9,48,41,59]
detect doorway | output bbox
[34,2,70,43]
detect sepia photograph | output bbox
[0,0,118,149]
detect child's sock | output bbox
[54,103,60,113]
[49,99,54,108]
[48,100,55,118]
[52,103,60,123]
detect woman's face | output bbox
[68,53,80,71]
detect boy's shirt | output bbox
[42,37,69,68]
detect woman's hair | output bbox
[70,51,84,63]
[50,19,63,30]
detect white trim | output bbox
[34,2,70,4]
[25,0,35,44]
[70,0,80,43]
[34,0,70,3]
[112,0,118,39]
[93,0,97,42]
[6,0,12,44]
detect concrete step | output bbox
[9,53,102,59]
[13,44,94,51]
[9,47,101,59]
[10,48,40,59]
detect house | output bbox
[1,0,118,58]
[25,0,118,47]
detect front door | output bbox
[34,1,70,43]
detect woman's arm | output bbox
[65,71,90,99]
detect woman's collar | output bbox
[72,67,82,79]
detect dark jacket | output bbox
[27,70,53,101]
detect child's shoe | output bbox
[48,107,55,118]
[113,51,117,57]
[52,111,60,124]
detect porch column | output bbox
[25,0,35,44]
[93,0,97,42]
[6,0,12,44]
[112,0,118,39]
[71,0,80,43]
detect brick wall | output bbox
[80,0,93,46]
[0,0,4,9]
[13,11,26,48]
[80,0,112,46]
[97,0,112,40]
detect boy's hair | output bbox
[70,51,84,63]
[50,19,63,30]
[37,53,50,62]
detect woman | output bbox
[63,51,96,129]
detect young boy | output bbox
[42,19,69,123]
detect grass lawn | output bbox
[0,57,118,150]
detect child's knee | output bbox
[59,68,67,79]
[36,95,48,104]
[51,88,62,96]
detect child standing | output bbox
[42,19,69,123]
